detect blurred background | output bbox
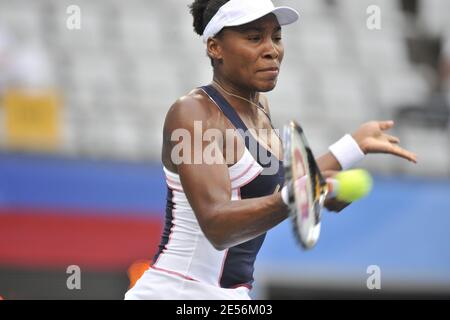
[0,0,449,299]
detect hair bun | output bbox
[189,0,229,36]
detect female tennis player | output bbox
[125,0,417,300]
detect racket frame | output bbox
[283,121,329,249]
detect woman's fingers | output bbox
[352,120,417,163]
[324,198,350,213]
[387,144,418,163]
[379,120,395,131]
[366,138,417,163]
[385,134,400,144]
[378,121,401,144]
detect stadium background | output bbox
[0,0,449,299]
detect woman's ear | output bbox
[207,38,223,63]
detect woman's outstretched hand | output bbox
[351,121,417,163]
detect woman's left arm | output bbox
[318,120,417,212]
[317,120,417,172]
[261,96,417,170]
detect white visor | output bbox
[202,0,299,43]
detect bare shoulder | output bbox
[164,88,218,132]
[162,88,221,171]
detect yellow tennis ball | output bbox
[335,169,373,202]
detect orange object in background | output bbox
[127,260,151,290]
[2,89,61,152]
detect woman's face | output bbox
[213,13,284,92]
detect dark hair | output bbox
[189,0,230,36]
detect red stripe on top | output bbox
[230,283,253,290]
[230,159,256,182]
[166,181,183,193]
[151,265,197,282]
[234,167,263,189]
[166,175,181,187]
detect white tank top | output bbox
[153,148,264,287]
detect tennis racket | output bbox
[283,121,335,250]
[283,121,373,249]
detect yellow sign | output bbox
[2,89,61,152]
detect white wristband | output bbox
[329,134,365,170]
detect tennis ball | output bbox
[335,169,373,202]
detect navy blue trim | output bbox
[219,233,266,289]
[153,187,174,263]
[201,85,261,152]
[219,167,285,288]
[201,85,280,168]
[201,85,250,132]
